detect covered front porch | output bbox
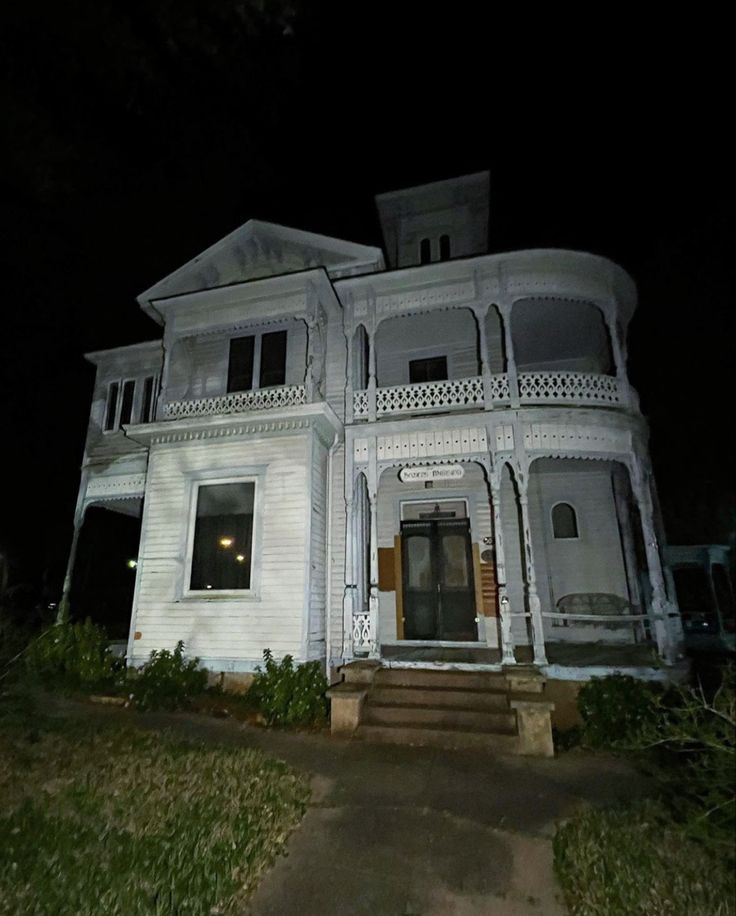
[342,445,683,677]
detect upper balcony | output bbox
[339,249,637,424]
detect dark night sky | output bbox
[1,3,734,598]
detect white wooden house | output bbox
[62,173,685,705]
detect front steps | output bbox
[327,662,555,757]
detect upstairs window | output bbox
[259,330,287,388]
[439,234,451,260]
[409,356,448,384]
[104,382,119,431]
[419,238,431,264]
[552,502,579,539]
[227,330,287,393]
[140,376,156,423]
[189,481,255,592]
[119,380,135,426]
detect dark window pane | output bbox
[419,238,431,264]
[259,330,287,388]
[119,380,135,426]
[190,482,255,591]
[228,336,255,393]
[104,382,119,431]
[673,566,718,634]
[409,356,448,384]
[141,376,155,423]
[552,503,578,539]
[439,234,451,260]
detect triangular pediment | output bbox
[138,219,384,309]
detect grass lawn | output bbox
[0,687,310,915]
[554,800,736,916]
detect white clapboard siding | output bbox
[307,437,328,659]
[129,432,312,665]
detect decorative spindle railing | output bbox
[352,371,623,419]
[162,384,306,419]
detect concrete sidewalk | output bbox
[56,701,643,915]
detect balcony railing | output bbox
[162,384,306,420]
[353,371,624,419]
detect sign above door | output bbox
[399,464,465,484]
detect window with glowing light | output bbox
[189,482,255,591]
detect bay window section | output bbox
[189,481,255,592]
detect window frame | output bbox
[226,323,291,394]
[550,501,580,540]
[181,471,264,600]
[103,378,136,433]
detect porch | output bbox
[342,449,683,675]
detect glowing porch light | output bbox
[127,559,138,569]
[235,554,245,563]
[218,536,234,548]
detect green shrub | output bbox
[129,641,207,711]
[554,800,735,916]
[577,674,664,749]
[24,620,118,688]
[248,649,327,727]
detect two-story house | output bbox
[61,173,684,743]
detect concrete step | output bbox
[355,722,519,753]
[363,702,517,733]
[370,685,510,711]
[374,667,508,691]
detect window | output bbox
[189,481,255,591]
[104,382,119,431]
[409,356,448,384]
[419,238,431,264]
[140,376,156,423]
[227,336,255,393]
[439,234,451,260]
[227,330,287,393]
[119,380,135,426]
[551,503,579,539]
[259,330,287,388]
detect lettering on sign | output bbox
[399,465,465,483]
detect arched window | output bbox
[552,502,579,539]
[419,238,431,264]
[439,234,451,260]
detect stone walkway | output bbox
[55,700,645,915]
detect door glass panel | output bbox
[442,534,469,587]
[407,536,432,589]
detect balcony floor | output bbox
[380,641,660,668]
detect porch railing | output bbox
[162,384,307,420]
[353,371,623,419]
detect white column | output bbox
[345,326,354,423]
[367,326,377,423]
[611,467,644,638]
[342,470,356,659]
[304,318,315,402]
[629,457,679,664]
[490,468,515,664]
[57,489,88,624]
[367,446,379,658]
[603,309,630,406]
[516,469,548,665]
[473,305,494,410]
[499,301,520,407]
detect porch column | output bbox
[629,457,680,664]
[603,308,630,406]
[611,467,644,638]
[367,480,379,659]
[473,305,494,410]
[345,326,354,423]
[57,497,88,624]
[304,318,315,402]
[499,301,520,408]
[342,480,356,659]
[489,467,515,664]
[367,325,377,423]
[516,469,548,665]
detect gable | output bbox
[137,219,384,315]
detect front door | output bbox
[401,518,477,640]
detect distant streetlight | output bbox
[218,536,234,548]
[127,559,138,569]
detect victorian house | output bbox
[62,173,685,751]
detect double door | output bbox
[400,518,477,641]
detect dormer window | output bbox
[439,234,451,260]
[104,382,119,431]
[227,329,288,393]
[419,238,431,265]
